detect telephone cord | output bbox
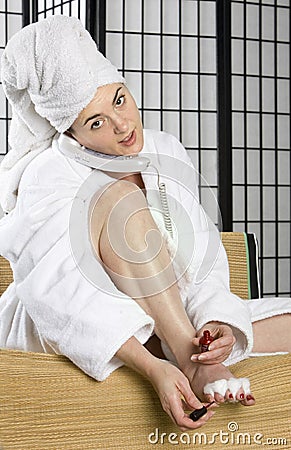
[148,164,173,238]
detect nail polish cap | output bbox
[199,330,214,345]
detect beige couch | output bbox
[0,232,290,449]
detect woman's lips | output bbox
[120,130,136,146]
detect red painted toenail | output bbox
[239,393,245,399]
[246,395,255,401]
[229,394,233,399]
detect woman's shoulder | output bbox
[143,129,188,159]
[19,137,92,191]
[144,128,181,146]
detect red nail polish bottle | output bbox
[199,330,214,352]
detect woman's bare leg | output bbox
[252,314,291,353]
[90,180,255,404]
[92,181,198,365]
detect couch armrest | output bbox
[221,232,260,299]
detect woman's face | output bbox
[69,83,144,156]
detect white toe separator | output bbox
[203,377,251,399]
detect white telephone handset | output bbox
[58,133,173,237]
[58,133,150,173]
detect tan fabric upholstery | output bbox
[221,232,250,300]
[0,232,290,449]
[0,253,12,297]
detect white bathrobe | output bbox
[0,129,290,381]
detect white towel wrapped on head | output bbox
[0,15,124,213]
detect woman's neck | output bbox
[105,171,145,190]
[122,173,145,190]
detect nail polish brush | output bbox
[189,401,216,421]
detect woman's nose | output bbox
[112,114,129,134]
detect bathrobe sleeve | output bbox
[185,245,254,366]
[150,130,253,365]
[0,144,154,381]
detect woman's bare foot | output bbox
[184,362,256,406]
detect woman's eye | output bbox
[116,95,125,107]
[91,119,104,129]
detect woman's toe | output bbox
[204,393,214,404]
[225,389,235,402]
[214,393,225,403]
[240,394,256,406]
[236,387,246,402]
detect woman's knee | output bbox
[89,180,152,256]
[91,180,146,218]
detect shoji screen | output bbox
[105,0,219,225]
[34,0,85,22]
[0,1,23,164]
[231,0,290,297]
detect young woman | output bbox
[0,16,290,431]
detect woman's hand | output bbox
[190,321,236,365]
[116,336,215,430]
[149,359,215,430]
